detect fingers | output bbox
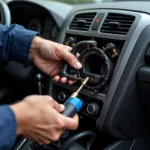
[60,114,79,130]
[44,95,64,112]
[65,114,79,130]
[51,99,65,112]
[60,77,67,83]
[73,114,79,125]
[54,76,76,84]
[37,136,51,145]
[60,49,82,70]
[68,80,75,85]
[53,76,68,84]
[53,73,77,84]
[53,75,60,82]
[65,45,72,52]
[68,74,78,85]
[76,52,80,58]
[50,63,62,77]
[53,49,80,84]
[54,76,76,85]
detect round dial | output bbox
[58,92,67,102]
[87,103,99,116]
[27,19,42,32]
[78,47,114,91]
[51,25,59,40]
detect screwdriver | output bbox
[14,77,89,149]
[62,77,89,117]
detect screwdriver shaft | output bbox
[76,85,84,94]
[76,76,89,93]
[70,77,89,98]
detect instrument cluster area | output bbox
[8,1,59,41]
[64,34,124,94]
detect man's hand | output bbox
[10,95,78,145]
[29,36,82,84]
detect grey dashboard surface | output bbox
[71,1,150,15]
[1,0,73,80]
[7,0,73,28]
[56,1,150,139]
[7,1,150,29]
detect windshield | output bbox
[52,0,108,3]
[40,0,150,4]
[43,0,110,3]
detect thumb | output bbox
[61,114,79,130]
[61,49,82,69]
[52,100,65,113]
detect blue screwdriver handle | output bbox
[62,97,83,117]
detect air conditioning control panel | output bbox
[50,83,103,120]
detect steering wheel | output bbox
[0,0,11,25]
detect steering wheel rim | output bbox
[0,0,11,25]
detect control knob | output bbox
[58,92,68,102]
[87,103,99,116]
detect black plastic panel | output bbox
[137,66,150,83]
[104,137,150,150]
[104,141,132,150]
[97,25,150,139]
[0,61,37,81]
[8,0,73,28]
[137,66,150,116]
[57,4,150,140]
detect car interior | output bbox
[1,0,150,149]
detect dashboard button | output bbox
[87,103,99,116]
[58,92,67,102]
[91,13,104,31]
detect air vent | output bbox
[100,13,135,35]
[69,13,96,31]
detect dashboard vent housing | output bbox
[69,13,96,31]
[100,13,135,35]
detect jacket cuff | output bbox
[9,26,39,66]
[0,105,17,149]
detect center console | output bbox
[13,5,150,150]
[50,34,124,120]
[50,8,150,141]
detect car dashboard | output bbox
[54,2,150,139]
[1,0,150,150]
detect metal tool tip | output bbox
[82,77,90,85]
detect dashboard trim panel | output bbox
[57,8,150,138]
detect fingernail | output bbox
[75,62,82,69]
[63,78,67,83]
[68,81,74,85]
[60,104,65,111]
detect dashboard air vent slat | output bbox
[100,13,135,35]
[69,13,96,31]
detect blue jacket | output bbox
[0,24,38,150]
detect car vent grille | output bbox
[69,13,96,31]
[100,13,135,35]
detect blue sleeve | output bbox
[0,105,17,150]
[0,24,39,65]
[0,24,39,149]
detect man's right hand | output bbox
[10,95,79,145]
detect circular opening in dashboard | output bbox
[84,54,105,76]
